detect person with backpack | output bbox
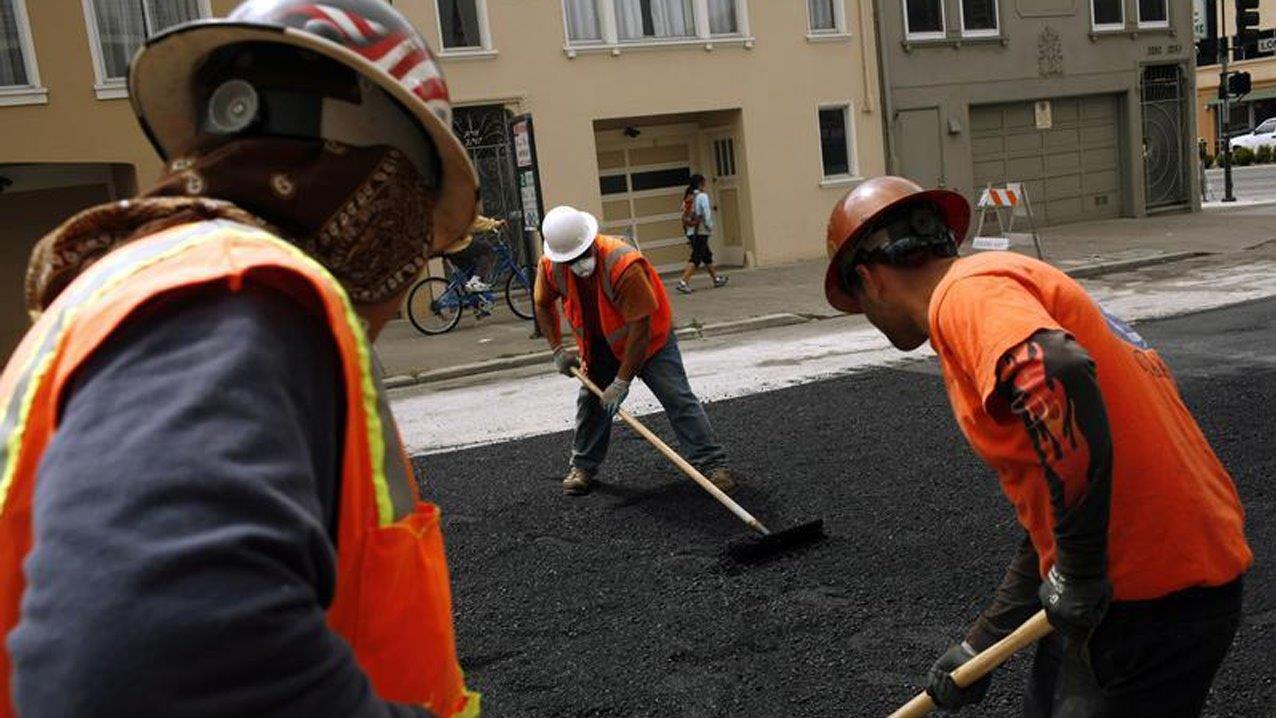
[676,174,728,294]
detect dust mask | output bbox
[570,256,597,278]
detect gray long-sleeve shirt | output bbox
[7,284,428,718]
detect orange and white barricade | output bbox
[971,182,1044,259]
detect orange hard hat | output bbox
[823,176,971,314]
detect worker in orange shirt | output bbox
[823,177,1251,715]
[533,206,736,496]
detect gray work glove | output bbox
[1038,565,1112,649]
[925,642,991,711]
[552,346,580,377]
[600,378,631,416]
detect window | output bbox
[818,104,857,179]
[615,0,695,41]
[630,166,691,191]
[436,0,492,52]
[563,0,748,47]
[808,0,836,32]
[0,0,42,103]
[1137,0,1168,28]
[960,0,998,36]
[83,0,208,97]
[904,0,944,40]
[1090,0,1123,31]
[1256,118,1276,135]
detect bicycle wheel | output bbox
[407,277,463,335]
[505,271,535,320]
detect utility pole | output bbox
[1220,0,1236,202]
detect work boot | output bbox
[707,468,737,493]
[562,466,595,495]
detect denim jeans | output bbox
[571,333,727,474]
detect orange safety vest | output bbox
[539,235,673,365]
[0,220,478,717]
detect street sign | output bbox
[1034,101,1053,130]
[1194,0,1207,41]
[1260,37,1276,53]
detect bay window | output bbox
[563,0,748,47]
[83,0,209,98]
[904,0,945,40]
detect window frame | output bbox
[1135,0,1169,30]
[561,0,751,53]
[1089,0,1125,33]
[0,0,46,106]
[80,0,213,100]
[959,0,1000,38]
[805,0,849,39]
[902,0,946,42]
[433,0,496,58]
[816,101,859,183]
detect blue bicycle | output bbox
[406,239,535,335]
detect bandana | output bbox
[26,137,437,315]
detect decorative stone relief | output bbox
[1038,26,1064,77]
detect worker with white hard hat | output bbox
[534,205,736,495]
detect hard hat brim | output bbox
[541,211,598,263]
[823,187,971,314]
[129,20,479,253]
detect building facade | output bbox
[0,0,886,357]
[1195,0,1276,154]
[874,0,1199,227]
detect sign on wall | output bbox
[1193,0,1207,41]
[1034,100,1053,130]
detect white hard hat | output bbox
[541,205,599,262]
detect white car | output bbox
[1229,117,1276,152]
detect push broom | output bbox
[573,368,824,560]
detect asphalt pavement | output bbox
[418,298,1275,717]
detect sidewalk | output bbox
[374,205,1276,386]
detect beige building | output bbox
[0,0,886,358]
[1195,0,1276,153]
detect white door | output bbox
[703,130,745,267]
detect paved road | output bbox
[418,297,1274,716]
[1204,163,1276,204]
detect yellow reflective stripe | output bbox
[606,325,629,345]
[455,690,482,718]
[600,244,634,304]
[0,223,226,514]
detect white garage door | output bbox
[596,128,697,271]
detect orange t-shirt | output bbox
[928,252,1252,601]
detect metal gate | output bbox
[1141,64,1190,209]
[452,105,528,263]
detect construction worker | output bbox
[0,2,480,716]
[533,205,736,496]
[823,177,1251,715]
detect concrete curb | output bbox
[384,251,1210,390]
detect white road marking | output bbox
[391,260,1276,456]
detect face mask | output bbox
[569,256,597,278]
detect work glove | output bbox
[553,346,580,377]
[600,378,631,416]
[1038,565,1112,649]
[925,642,991,711]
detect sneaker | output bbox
[676,281,694,294]
[562,467,595,495]
[707,468,738,493]
[465,276,491,293]
[713,275,729,288]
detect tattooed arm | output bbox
[992,330,1115,642]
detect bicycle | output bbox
[406,239,535,335]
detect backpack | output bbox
[681,193,700,231]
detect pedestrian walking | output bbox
[0,2,481,716]
[676,174,728,294]
[824,177,1251,716]
[534,205,736,496]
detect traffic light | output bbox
[1229,71,1253,97]
[1236,0,1261,45]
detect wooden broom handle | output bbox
[889,611,1053,718]
[571,368,769,535]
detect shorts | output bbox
[687,234,713,267]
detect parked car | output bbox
[1229,117,1276,151]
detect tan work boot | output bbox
[562,466,595,496]
[707,468,737,493]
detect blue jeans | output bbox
[572,334,727,474]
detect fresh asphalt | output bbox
[417,298,1275,717]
